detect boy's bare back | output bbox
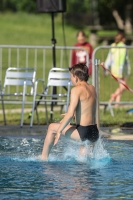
[70,82,97,126]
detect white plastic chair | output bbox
[30,68,72,127]
[0,67,36,126]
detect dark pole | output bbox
[28,12,57,121]
[51,12,56,67]
[50,12,57,121]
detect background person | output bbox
[71,31,93,76]
[104,31,131,106]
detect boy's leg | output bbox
[79,142,95,158]
[80,145,87,156]
[41,123,60,160]
[62,125,80,140]
[41,123,80,160]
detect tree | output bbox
[1,0,133,33]
[65,0,100,29]
[98,0,133,33]
[0,0,36,13]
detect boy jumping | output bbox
[40,63,99,160]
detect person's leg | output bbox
[109,78,127,104]
[41,123,80,160]
[115,79,126,105]
[115,92,122,106]
[109,91,118,102]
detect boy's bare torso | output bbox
[74,82,97,126]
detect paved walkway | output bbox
[0,124,133,140]
[100,127,133,140]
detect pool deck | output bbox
[100,128,133,141]
[0,125,133,141]
[1,107,133,140]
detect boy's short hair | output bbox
[69,63,89,82]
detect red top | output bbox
[71,42,93,76]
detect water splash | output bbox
[1,135,110,168]
[48,136,111,167]
[20,138,29,146]
[12,155,42,162]
[88,136,110,159]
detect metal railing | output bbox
[92,45,133,127]
[0,45,89,100]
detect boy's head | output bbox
[69,63,89,83]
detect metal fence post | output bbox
[95,59,100,129]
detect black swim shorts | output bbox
[76,124,99,142]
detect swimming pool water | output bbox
[0,132,133,200]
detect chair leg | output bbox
[35,107,40,125]
[21,103,24,127]
[30,82,38,127]
[0,81,6,125]
[60,105,64,114]
[44,101,49,125]
[103,104,108,113]
[108,102,114,117]
[21,99,25,127]
[50,102,54,121]
[30,100,36,127]
[1,96,6,125]
[21,84,26,127]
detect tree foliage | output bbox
[0,0,133,30]
[1,0,36,12]
[98,0,132,25]
[67,0,91,13]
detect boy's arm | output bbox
[54,87,79,145]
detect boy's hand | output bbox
[59,113,66,123]
[54,132,61,146]
[61,113,66,116]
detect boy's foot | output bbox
[38,155,48,161]
[79,146,87,157]
[79,145,94,158]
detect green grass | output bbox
[97,30,117,37]
[100,107,133,127]
[0,109,63,125]
[0,107,133,127]
[0,12,78,46]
